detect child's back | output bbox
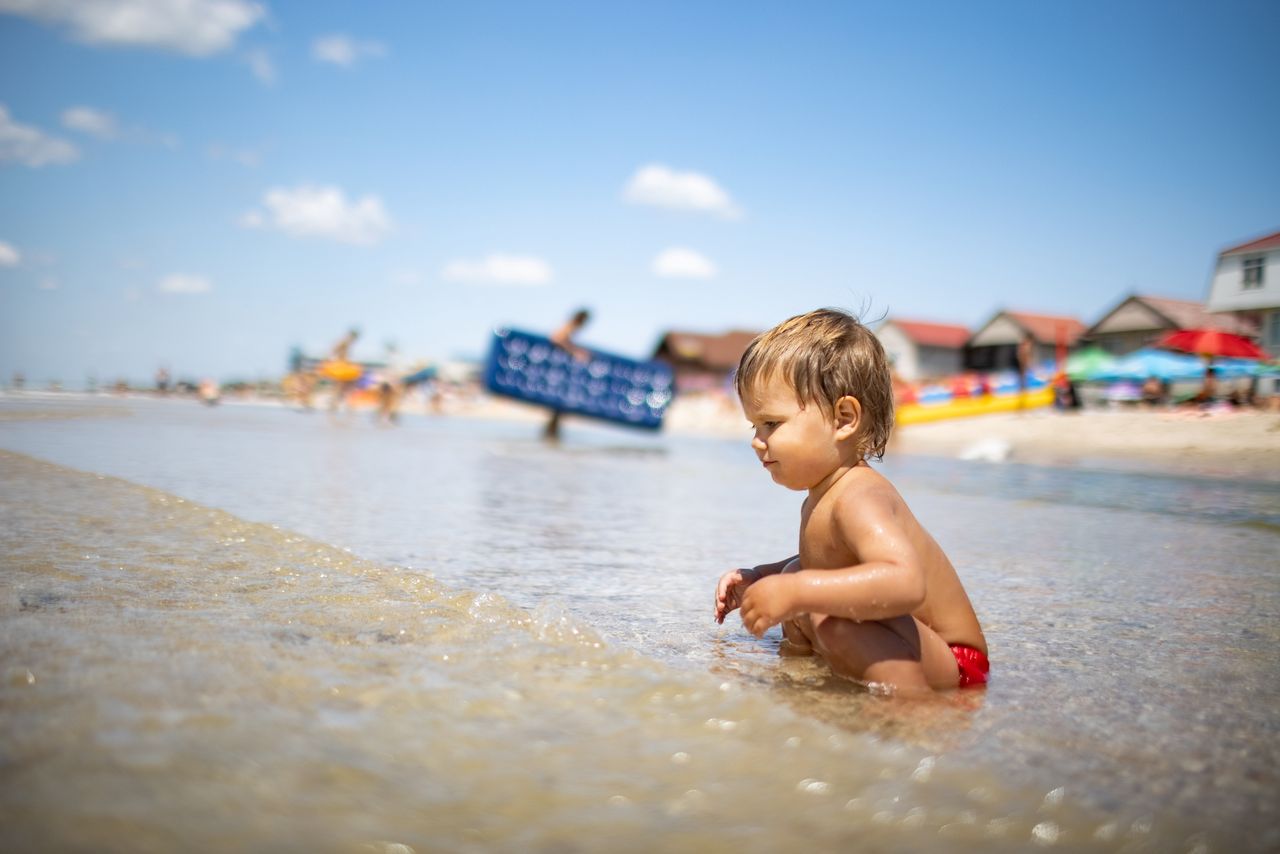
[799,463,986,656]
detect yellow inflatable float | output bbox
[318,360,362,383]
[896,387,1054,425]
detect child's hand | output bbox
[714,567,758,624]
[739,574,799,637]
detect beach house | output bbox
[1205,229,1280,357]
[874,318,969,382]
[1085,295,1256,355]
[651,329,759,393]
[964,310,1085,371]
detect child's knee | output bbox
[812,616,923,675]
[813,615,865,654]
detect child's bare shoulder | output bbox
[832,465,901,508]
[827,467,906,527]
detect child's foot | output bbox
[778,638,815,657]
[779,621,815,656]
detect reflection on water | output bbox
[1,396,1278,851]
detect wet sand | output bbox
[0,450,1098,853]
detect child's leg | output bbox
[778,558,814,656]
[806,613,960,693]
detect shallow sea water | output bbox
[1,395,1277,852]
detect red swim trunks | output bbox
[950,644,990,688]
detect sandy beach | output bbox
[889,408,1280,481]
[642,393,1280,482]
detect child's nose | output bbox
[751,433,766,452]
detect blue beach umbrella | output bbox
[1212,357,1263,379]
[1095,348,1205,382]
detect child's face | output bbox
[741,373,844,492]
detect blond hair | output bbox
[735,308,894,460]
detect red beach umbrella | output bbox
[1155,328,1267,360]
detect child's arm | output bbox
[739,497,925,636]
[714,555,797,624]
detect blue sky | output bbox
[2,1,1278,386]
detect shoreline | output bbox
[4,389,1278,483]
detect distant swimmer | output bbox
[543,308,591,441]
[714,308,989,696]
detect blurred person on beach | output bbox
[543,308,591,440]
[284,346,315,410]
[197,378,220,406]
[327,327,360,413]
[1187,366,1219,408]
[1016,333,1033,411]
[1140,376,1167,408]
[714,308,988,695]
[284,371,316,410]
[375,342,405,425]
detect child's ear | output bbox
[833,395,861,440]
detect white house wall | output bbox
[1092,300,1164,333]
[876,326,920,381]
[969,316,1025,347]
[1208,250,1280,312]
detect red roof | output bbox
[1218,229,1280,256]
[1005,311,1086,346]
[653,330,759,370]
[883,319,970,349]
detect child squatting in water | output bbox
[714,308,989,694]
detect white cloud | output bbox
[208,141,263,166]
[241,185,394,245]
[652,247,718,280]
[61,106,119,139]
[0,0,266,56]
[244,47,275,84]
[0,105,79,167]
[61,105,179,148]
[39,277,59,291]
[158,273,212,294]
[312,34,387,67]
[441,254,553,286]
[0,240,19,266]
[622,164,742,219]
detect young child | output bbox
[714,308,988,694]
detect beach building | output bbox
[1205,229,1280,357]
[874,318,969,381]
[1085,294,1256,355]
[651,329,759,392]
[964,310,1085,371]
